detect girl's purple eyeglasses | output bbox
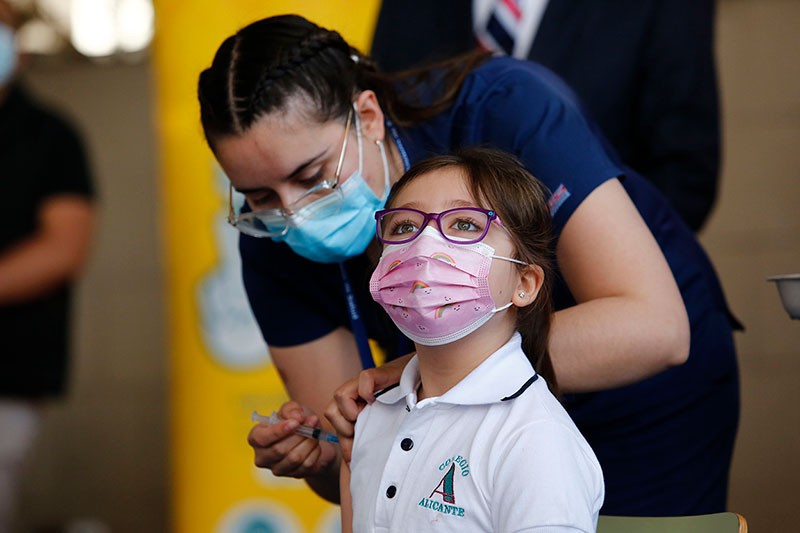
[375,207,504,245]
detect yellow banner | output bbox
[152,2,380,531]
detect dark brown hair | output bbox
[386,147,558,394]
[197,14,488,147]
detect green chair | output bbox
[597,512,748,533]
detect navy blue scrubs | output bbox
[240,57,740,516]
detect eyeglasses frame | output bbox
[374,206,507,245]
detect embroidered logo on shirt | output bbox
[548,183,571,215]
[417,455,470,518]
[431,463,456,503]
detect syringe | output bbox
[251,410,340,443]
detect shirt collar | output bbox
[375,332,537,408]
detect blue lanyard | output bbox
[339,262,375,369]
[337,122,409,370]
[385,119,414,357]
[386,119,410,171]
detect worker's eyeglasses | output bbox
[227,110,353,238]
[375,207,505,245]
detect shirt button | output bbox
[386,485,397,499]
[400,438,414,451]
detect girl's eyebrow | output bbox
[234,148,329,194]
[394,198,476,210]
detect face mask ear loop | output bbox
[352,103,364,176]
[492,254,528,266]
[0,23,19,87]
[492,256,528,311]
[375,138,391,200]
[495,301,515,312]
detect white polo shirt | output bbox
[350,333,604,533]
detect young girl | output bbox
[341,147,604,532]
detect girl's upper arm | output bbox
[340,459,353,533]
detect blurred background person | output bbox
[371,0,721,233]
[0,0,95,529]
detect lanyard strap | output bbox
[339,262,375,369]
[385,119,414,359]
[337,122,407,370]
[385,119,410,171]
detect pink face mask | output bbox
[369,226,524,346]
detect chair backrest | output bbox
[597,512,747,533]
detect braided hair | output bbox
[198,14,490,148]
[199,15,372,144]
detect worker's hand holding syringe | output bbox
[252,410,339,443]
[247,401,341,489]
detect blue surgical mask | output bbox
[0,22,17,88]
[274,110,391,263]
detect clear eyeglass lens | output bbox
[231,186,345,238]
[440,209,490,241]
[288,180,337,213]
[233,210,289,238]
[379,209,490,243]
[379,209,426,242]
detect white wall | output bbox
[704,1,800,530]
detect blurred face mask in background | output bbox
[0,22,17,88]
